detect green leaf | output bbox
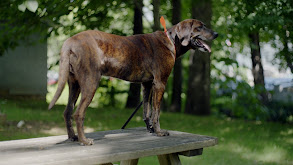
[18,3,26,12]
[26,0,38,13]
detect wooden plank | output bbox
[0,127,217,165]
[120,159,139,165]
[158,153,181,165]
[178,148,203,157]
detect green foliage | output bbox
[47,78,129,109]
[267,101,293,123]
[210,0,293,122]
[96,78,129,108]
[212,0,293,72]
[0,0,134,56]
[212,76,293,123]
[0,0,45,55]
[234,83,268,120]
[212,79,268,121]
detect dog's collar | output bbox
[165,31,176,58]
[160,16,176,59]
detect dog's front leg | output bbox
[142,81,154,133]
[151,80,169,136]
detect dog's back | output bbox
[62,30,173,83]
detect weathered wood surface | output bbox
[0,127,217,165]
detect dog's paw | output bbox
[155,130,170,137]
[144,119,154,133]
[147,126,155,133]
[69,135,79,142]
[79,138,94,146]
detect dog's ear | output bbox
[175,21,193,46]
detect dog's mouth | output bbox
[191,37,211,53]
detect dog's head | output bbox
[175,19,218,53]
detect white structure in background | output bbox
[236,43,293,103]
[266,78,293,102]
[0,34,47,99]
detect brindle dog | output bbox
[48,19,218,145]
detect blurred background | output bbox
[0,0,292,164]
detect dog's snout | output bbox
[213,32,218,39]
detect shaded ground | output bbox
[0,99,292,165]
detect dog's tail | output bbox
[48,48,70,110]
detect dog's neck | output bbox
[165,31,176,55]
[167,27,191,59]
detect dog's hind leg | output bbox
[142,81,154,133]
[73,72,101,146]
[63,74,80,141]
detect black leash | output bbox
[121,101,143,129]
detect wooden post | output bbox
[120,159,139,165]
[178,148,203,157]
[157,153,181,165]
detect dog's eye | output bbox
[196,26,203,31]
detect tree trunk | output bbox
[282,30,293,73]
[125,0,143,108]
[170,0,182,112]
[152,0,160,32]
[248,31,268,104]
[133,0,143,35]
[185,0,212,115]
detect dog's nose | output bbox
[213,32,218,39]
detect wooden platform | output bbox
[0,127,217,165]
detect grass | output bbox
[0,98,292,165]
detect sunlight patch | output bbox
[135,116,142,122]
[220,127,231,134]
[243,145,287,163]
[84,127,95,133]
[227,143,250,153]
[41,127,66,135]
[226,142,287,163]
[285,138,293,145]
[280,129,293,136]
